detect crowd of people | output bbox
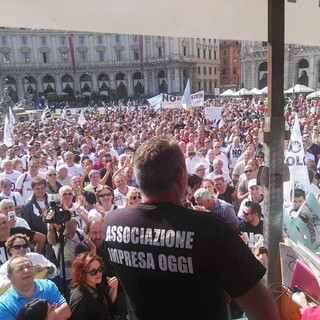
[0,94,318,319]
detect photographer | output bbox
[47,218,85,300]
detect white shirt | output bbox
[15,173,36,202]
[185,156,208,174]
[0,171,22,190]
[114,186,134,207]
[0,191,25,206]
[67,164,84,177]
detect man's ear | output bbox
[7,272,12,281]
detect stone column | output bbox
[127,71,133,97]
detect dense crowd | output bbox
[0,94,319,319]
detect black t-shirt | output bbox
[0,241,9,265]
[218,185,235,204]
[103,202,265,320]
[238,220,264,249]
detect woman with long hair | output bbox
[69,252,118,320]
[124,188,142,207]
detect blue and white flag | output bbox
[62,107,72,120]
[3,115,13,147]
[147,94,162,110]
[41,106,52,123]
[181,79,191,110]
[284,113,310,205]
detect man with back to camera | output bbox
[103,136,279,320]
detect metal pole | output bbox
[263,0,285,290]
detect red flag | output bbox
[68,36,76,74]
[139,35,144,70]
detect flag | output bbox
[181,79,191,110]
[62,107,72,120]
[78,110,87,126]
[41,106,52,123]
[8,107,15,129]
[68,35,76,74]
[147,94,162,110]
[3,115,13,147]
[284,112,311,204]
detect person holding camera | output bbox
[47,218,85,300]
[185,142,209,175]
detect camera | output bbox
[44,201,72,225]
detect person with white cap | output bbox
[238,179,264,219]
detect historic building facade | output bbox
[241,41,320,91]
[219,40,241,91]
[0,28,220,102]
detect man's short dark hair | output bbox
[291,188,306,200]
[31,177,46,189]
[134,136,186,196]
[188,174,203,189]
[244,201,262,218]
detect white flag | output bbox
[3,115,13,147]
[41,107,52,123]
[8,107,15,129]
[284,113,311,204]
[78,110,87,126]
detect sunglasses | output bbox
[132,195,141,200]
[98,193,112,198]
[48,173,57,177]
[256,156,264,159]
[244,169,253,174]
[62,192,73,197]
[85,265,104,276]
[11,243,28,250]
[2,184,11,188]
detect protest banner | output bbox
[161,94,183,109]
[190,91,204,108]
[204,107,222,120]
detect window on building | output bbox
[79,36,85,45]
[209,80,212,91]
[203,49,206,59]
[224,41,226,45]
[197,48,200,58]
[203,67,206,75]
[40,36,47,46]
[214,67,217,75]
[42,52,49,63]
[198,81,201,91]
[224,50,227,55]
[262,41,267,46]
[98,51,105,62]
[1,36,7,45]
[158,47,163,58]
[79,51,87,61]
[209,50,212,59]
[198,67,201,75]
[214,39,216,44]
[116,50,122,61]
[97,35,103,44]
[21,36,27,45]
[209,39,211,43]
[134,50,139,60]
[3,53,10,64]
[21,52,30,63]
[223,59,226,65]
[60,36,66,45]
[214,51,217,59]
[115,35,120,43]
[209,67,212,75]
[214,79,218,87]
[183,46,187,56]
[222,69,227,75]
[204,81,207,91]
[61,51,68,62]
[233,68,237,75]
